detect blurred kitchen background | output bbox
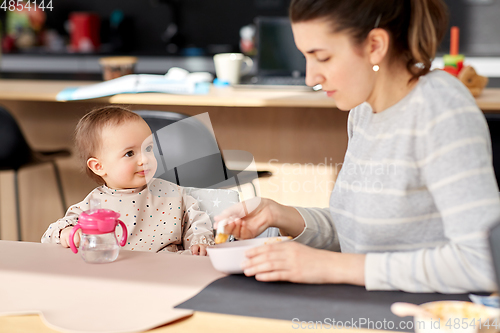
[0,0,499,83]
[0,0,291,79]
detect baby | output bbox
[41,106,214,255]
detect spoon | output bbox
[214,219,230,244]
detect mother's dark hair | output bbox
[289,0,448,81]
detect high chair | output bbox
[134,110,272,195]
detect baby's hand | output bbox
[190,244,209,256]
[60,227,81,248]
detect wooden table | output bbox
[0,238,379,333]
[0,312,303,333]
[0,240,304,333]
[0,311,382,333]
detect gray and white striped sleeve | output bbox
[292,207,341,252]
[366,95,500,293]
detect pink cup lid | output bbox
[77,209,121,234]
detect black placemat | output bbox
[175,275,474,332]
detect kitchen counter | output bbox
[0,78,499,110]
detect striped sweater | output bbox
[293,70,500,293]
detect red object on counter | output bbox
[442,60,464,77]
[443,66,459,77]
[450,26,460,56]
[2,35,16,53]
[70,12,100,53]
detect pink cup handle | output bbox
[118,220,127,247]
[69,224,82,254]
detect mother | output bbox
[215,0,500,293]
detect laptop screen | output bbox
[256,17,306,77]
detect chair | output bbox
[134,110,272,195]
[184,186,239,232]
[0,106,69,241]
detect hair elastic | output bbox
[374,14,382,29]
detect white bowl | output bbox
[207,236,291,274]
[415,301,500,333]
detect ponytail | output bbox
[407,0,448,79]
[290,0,449,81]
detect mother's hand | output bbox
[241,242,366,285]
[214,197,306,239]
[214,197,276,239]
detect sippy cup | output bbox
[69,209,128,264]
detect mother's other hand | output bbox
[242,241,366,285]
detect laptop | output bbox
[235,16,312,90]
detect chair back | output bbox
[185,187,240,230]
[0,106,33,170]
[134,111,229,188]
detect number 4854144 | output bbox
[445,318,500,330]
[1,0,53,11]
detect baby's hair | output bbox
[289,0,448,81]
[75,106,143,185]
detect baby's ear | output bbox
[87,158,105,176]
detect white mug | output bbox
[213,53,253,85]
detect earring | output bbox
[373,65,380,72]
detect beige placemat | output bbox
[0,241,226,333]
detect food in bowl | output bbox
[214,219,230,244]
[215,233,230,244]
[207,236,292,274]
[415,301,500,333]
